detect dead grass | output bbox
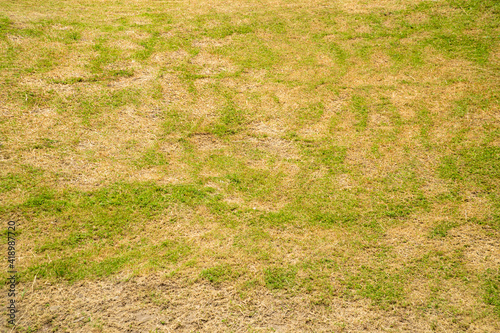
[0,0,499,331]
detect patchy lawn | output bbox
[0,0,499,331]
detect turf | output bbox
[0,0,499,331]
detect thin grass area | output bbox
[0,0,499,331]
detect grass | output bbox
[485,268,500,317]
[0,0,499,331]
[264,267,297,290]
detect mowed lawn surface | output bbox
[0,0,499,331]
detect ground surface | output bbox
[0,0,499,332]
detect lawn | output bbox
[0,0,499,331]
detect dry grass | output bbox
[0,0,499,331]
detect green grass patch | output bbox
[264,266,297,290]
[200,264,235,284]
[429,221,458,238]
[345,265,405,307]
[350,95,370,131]
[135,146,168,168]
[438,147,500,191]
[210,104,246,137]
[484,268,500,317]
